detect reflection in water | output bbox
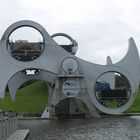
[18,116,140,140]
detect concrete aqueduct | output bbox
[0,20,140,118]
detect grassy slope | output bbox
[126,89,140,113]
[0,81,48,115]
[1,81,140,114]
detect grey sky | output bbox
[0,0,140,64]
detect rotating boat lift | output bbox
[0,20,140,118]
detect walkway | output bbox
[7,130,29,140]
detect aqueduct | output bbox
[0,20,140,118]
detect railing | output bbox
[0,117,17,140]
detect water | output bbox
[18,116,140,140]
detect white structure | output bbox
[0,20,140,118]
[97,56,115,89]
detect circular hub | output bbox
[62,57,79,74]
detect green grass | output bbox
[17,81,48,95]
[126,89,140,113]
[0,81,48,115]
[1,81,140,115]
[106,101,118,109]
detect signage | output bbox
[62,80,79,97]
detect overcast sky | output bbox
[0,0,140,64]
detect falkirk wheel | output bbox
[0,20,140,118]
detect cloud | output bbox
[0,0,140,64]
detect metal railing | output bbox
[0,117,17,140]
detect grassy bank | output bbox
[0,81,48,115]
[126,89,140,113]
[0,81,140,115]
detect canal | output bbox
[18,116,140,140]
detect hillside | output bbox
[0,81,48,115]
[0,81,140,116]
[126,89,140,113]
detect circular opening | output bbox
[95,72,131,109]
[61,57,79,74]
[52,33,76,54]
[7,27,44,61]
[53,36,72,45]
